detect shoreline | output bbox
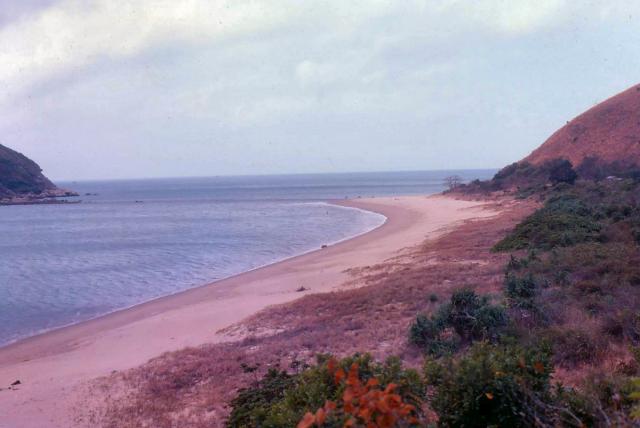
[0,194,497,427]
[0,201,386,349]
[0,199,389,360]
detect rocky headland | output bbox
[0,143,78,205]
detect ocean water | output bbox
[0,170,494,346]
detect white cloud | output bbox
[1,0,614,102]
[462,0,567,35]
[295,60,341,87]
[1,0,640,179]
[0,0,289,95]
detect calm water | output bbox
[0,170,493,345]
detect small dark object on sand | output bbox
[296,286,307,292]
[10,380,21,386]
[321,244,328,249]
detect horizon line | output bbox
[54,167,499,183]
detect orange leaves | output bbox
[316,408,327,425]
[298,358,419,427]
[296,407,329,428]
[298,412,316,428]
[346,363,360,387]
[533,361,545,374]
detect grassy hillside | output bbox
[524,84,640,167]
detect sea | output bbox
[0,170,494,346]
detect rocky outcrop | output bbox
[0,143,77,204]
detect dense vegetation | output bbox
[228,159,640,426]
[458,158,579,198]
[487,166,640,425]
[227,355,425,427]
[458,156,640,200]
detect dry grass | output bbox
[81,198,535,427]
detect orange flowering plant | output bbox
[297,358,422,428]
[227,353,425,427]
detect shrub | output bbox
[408,314,448,351]
[298,358,422,427]
[493,194,602,251]
[549,159,578,185]
[576,156,640,182]
[409,289,508,354]
[504,273,538,309]
[444,290,508,343]
[547,329,601,368]
[631,378,640,420]
[226,354,425,427]
[569,374,640,425]
[227,368,296,427]
[428,342,556,427]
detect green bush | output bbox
[504,273,538,309]
[408,313,450,353]
[227,368,296,427]
[444,289,508,343]
[425,343,552,427]
[226,354,425,427]
[409,289,508,355]
[494,194,602,251]
[549,159,578,185]
[428,342,556,427]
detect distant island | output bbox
[0,143,78,205]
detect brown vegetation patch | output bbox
[524,83,640,167]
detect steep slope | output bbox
[524,83,640,166]
[0,143,72,201]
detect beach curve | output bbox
[0,194,497,427]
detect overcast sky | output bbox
[0,1,639,180]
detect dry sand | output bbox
[0,194,496,427]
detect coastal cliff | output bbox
[0,143,77,204]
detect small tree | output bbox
[444,175,463,191]
[549,159,577,185]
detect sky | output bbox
[0,1,639,180]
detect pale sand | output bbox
[0,194,497,427]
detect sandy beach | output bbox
[0,194,496,427]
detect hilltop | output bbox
[457,83,640,196]
[0,143,76,203]
[524,83,640,167]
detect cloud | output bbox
[1,0,639,179]
[0,0,587,98]
[462,0,567,35]
[0,0,289,97]
[295,60,342,87]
